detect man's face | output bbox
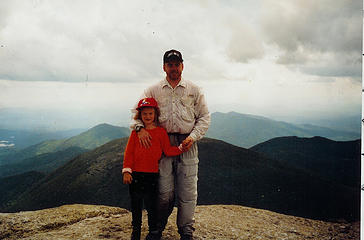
[163,60,184,81]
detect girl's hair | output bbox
[134,107,160,125]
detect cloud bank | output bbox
[0,0,360,83]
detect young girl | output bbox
[122,97,184,240]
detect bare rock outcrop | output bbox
[0,204,359,240]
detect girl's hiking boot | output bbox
[131,229,141,240]
[145,231,162,240]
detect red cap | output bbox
[136,98,159,110]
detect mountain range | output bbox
[206,112,360,148]
[250,136,361,188]
[2,137,359,222]
[0,112,360,223]
[0,124,130,177]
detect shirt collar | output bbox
[161,77,186,89]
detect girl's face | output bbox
[141,107,156,127]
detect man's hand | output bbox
[181,136,194,152]
[123,172,133,184]
[137,128,152,148]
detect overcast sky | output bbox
[0,0,362,129]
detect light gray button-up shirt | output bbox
[131,78,210,141]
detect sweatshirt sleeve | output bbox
[123,131,137,173]
[159,128,182,156]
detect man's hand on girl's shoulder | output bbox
[137,128,152,148]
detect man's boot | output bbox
[180,234,193,240]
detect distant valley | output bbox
[0,128,86,149]
[0,124,130,177]
[0,128,86,160]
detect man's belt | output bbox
[168,132,189,136]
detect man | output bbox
[132,49,210,240]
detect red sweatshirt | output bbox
[123,126,182,173]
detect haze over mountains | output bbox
[0,111,359,151]
[206,112,360,148]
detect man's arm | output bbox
[188,88,211,142]
[181,87,210,151]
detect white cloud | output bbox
[226,21,264,63]
[0,1,271,82]
[261,0,362,78]
[0,79,148,110]
[0,143,14,147]
[0,140,14,147]
[0,1,168,82]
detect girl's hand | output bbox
[181,136,194,151]
[178,143,188,152]
[123,172,133,184]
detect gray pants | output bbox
[158,134,199,236]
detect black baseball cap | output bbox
[163,49,183,63]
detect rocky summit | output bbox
[0,204,359,240]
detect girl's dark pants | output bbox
[129,172,159,233]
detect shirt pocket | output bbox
[180,95,195,122]
[156,96,168,123]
